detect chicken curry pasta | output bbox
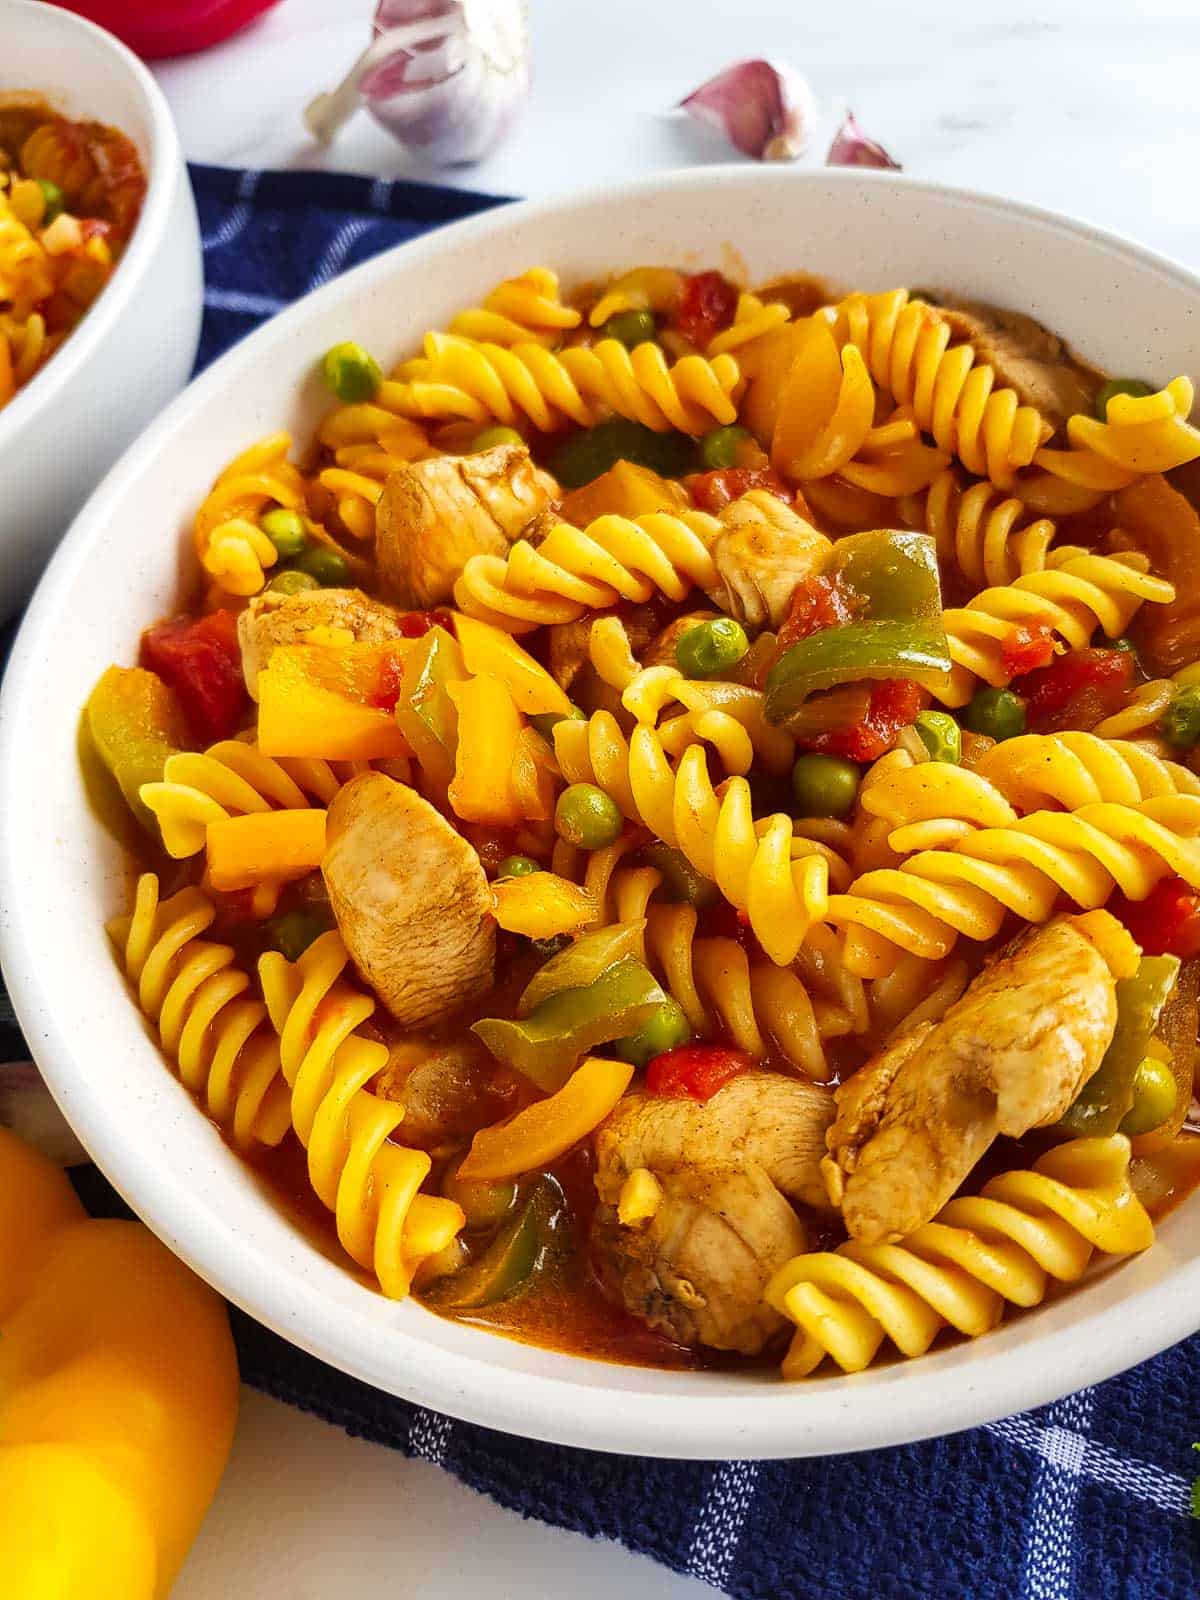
[0,94,146,408]
[85,264,1200,1378]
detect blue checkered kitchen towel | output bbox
[4,162,1200,1600]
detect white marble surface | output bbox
[155,0,1200,265]
[155,1,1196,1594]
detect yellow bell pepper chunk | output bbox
[0,1128,239,1599]
[458,1056,634,1180]
[257,641,412,760]
[453,613,573,717]
[206,807,328,890]
[559,459,688,525]
[492,872,597,938]
[447,675,526,825]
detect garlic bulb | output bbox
[305,0,529,167]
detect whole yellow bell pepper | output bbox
[0,1127,239,1599]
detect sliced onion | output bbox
[827,110,901,170]
[679,59,817,163]
[0,1061,88,1166]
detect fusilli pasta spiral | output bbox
[833,289,1053,488]
[386,332,740,435]
[1034,376,1200,489]
[553,713,829,964]
[706,291,791,357]
[904,468,1058,589]
[107,874,292,1148]
[935,549,1174,708]
[140,741,376,859]
[258,931,465,1299]
[765,1135,1153,1376]
[448,267,582,346]
[193,432,308,597]
[827,795,1200,970]
[453,510,723,633]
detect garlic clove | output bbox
[827,109,901,170]
[678,58,817,163]
[0,1060,89,1166]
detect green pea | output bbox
[530,705,587,742]
[37,178,64,225]
[496,855,542,880]
[1109,636,1138,656]
[603,309,657,349]
[612,997,692,1068]
[1119,1055,1177,1137]
[964,687,1026,742]
[699,425,753,471]
[292,545,350,587]
[1160,685,1200,750]
[675,617,750,680]
[264,911,328,962]
[441,1152,519,1231]
[471,425,525,452]
[260,507,308,560]
[1094,378,1154,420]
[267,569,321,596]
[321,341,382,404]
[914,710,962,764]
[555,783,623,850]
[791,753,861,819]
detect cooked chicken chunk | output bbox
[936,297,1103,431]
[592,1073,834,1353]
[322,773,495,1027]
[373,1038,513,1150]
[237,586,403,700]
[702,491,832,629]
[375,444,557,607]
[824,915,1119,1245]
[545,600,668,695]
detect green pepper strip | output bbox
[394,626,464,793]
[423,1177,564,1311]
[1058,954,1181,1137]
[517,922,646,1016]
[475,955,667,1092]
[764,621,952,727]
[828,529,944,623]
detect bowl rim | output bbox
[6,163,1200,1459]
[0,0,185,444]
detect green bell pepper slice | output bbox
[1058,954,1181,1136]
[764,620,952,727]
[85,666,187,835]
[476,954,667,1091]
[830,529,944,623]
[517,921,646,1016]
[423,1177,565,1310]
[393,626,465,794]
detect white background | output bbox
[152,0,1199,1593]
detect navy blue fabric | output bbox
[5,162,1200,1599]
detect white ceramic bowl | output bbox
[3,168,1200,1459]
[0,0,201,618]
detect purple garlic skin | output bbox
[362,0,529,166]
[827,109,901,170]
[679,58,817,163]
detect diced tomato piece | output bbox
[776,573,862,652]
[674,271,739,347]
[686,465,791,514]
[141,609,247,743]
[1108,876,1200,961]
[396,608,454,639]
[1015,647,1134,734]
[1000,622,1057,679]
[366,641,418,711]
[807,678,926,763]
[645,1044,756,1102]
